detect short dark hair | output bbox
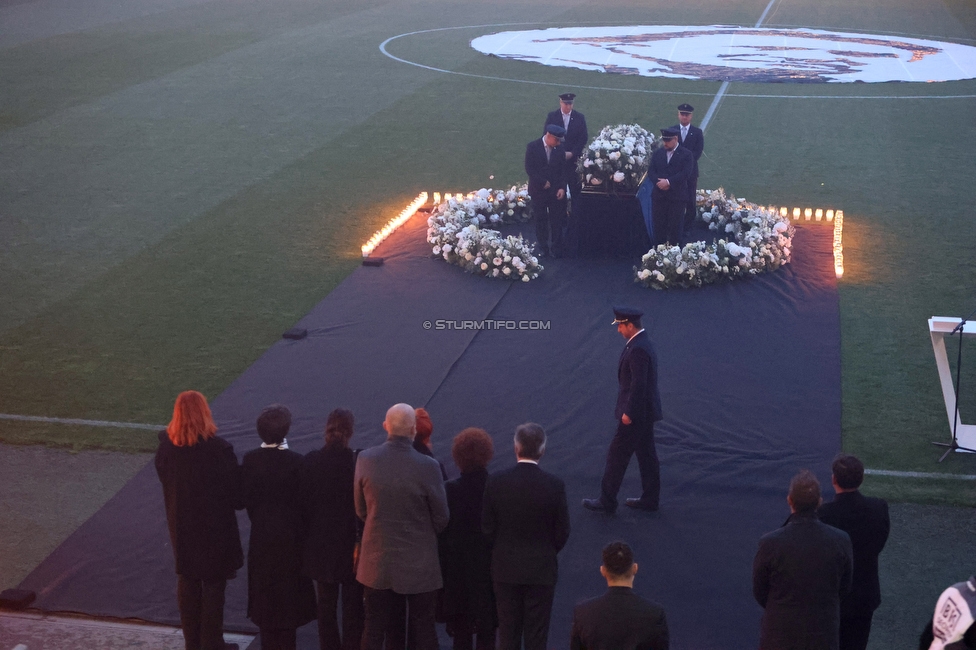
[325,408,355,448]
[514,422,546,460]
[452,428,494,473]
[832,453,864,490]
[788,470,821,513]
[257,404,291,444]
[602,541,634,577]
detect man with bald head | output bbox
[355,403,450,650]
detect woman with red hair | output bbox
[155,390,243,650]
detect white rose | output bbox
[613,171,626,183]
[608,151,621,161]
[433,246,441,254]
[774,221,788,232]
[508,209,515,216]
[480,262,488,270]
[583,159,593,168]
[464,252,474,261]
[492,269,500,277]
[503,267,511,276]
[493,257,503,266]
[522,275,530,283]
[512,256,521,265]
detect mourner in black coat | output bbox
[584,307,663,514]
[301,408,364,650]
[753,471,853,650]
[525,123,570,256]
[440,428,497,650]
[570,542,669,650]
[242,405,316,650]
[647,127,694,246]
[671,103,704,232]
[483,423,571,650]
[155,390,243,650]
[544,93,589,163]
[818,454,890,650]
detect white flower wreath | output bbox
[635,188,794,289]
[577,124,658,193]
[426,185,543,282]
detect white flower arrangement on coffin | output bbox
[427,185,543,282]
[635,188,794,290]
[577,124,658,194]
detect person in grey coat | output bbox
[355,403,450,650]
[753,470,853,650]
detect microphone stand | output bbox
[933,304,976,462]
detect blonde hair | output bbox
[166,391,217,447]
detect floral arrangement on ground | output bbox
[635,188,795,289]
[427,185,543,281]
[577,124,657,194]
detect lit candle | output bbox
[780,207,788,217]
[793,207,801,219]
[804,208,812,220]
[826,209,834,221]
[815,209,823,220]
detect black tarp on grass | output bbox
[20,215,840,649]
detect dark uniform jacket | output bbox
[648,146,694,205]
[242,447,316,629]
[482,461,571,586]
[670,123,704,178]
[616,330,663,427]
[545,109,589,160]
[818,491,890,617]
[155,431,244,581]
[570,586,669,650]
[525,137,569,198]
[440,468,496,628]
[301,444,361,584]
[753,511,854,650]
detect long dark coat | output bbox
[155,431,244,581]
[753,511,853,650]
[570,587,669,650]
[241,447,316,630]
[440,468,496,628]
[301,444,360,584]
[616,330,663,427]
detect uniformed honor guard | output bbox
[647,127,694,246]
[583,307,663,514]
[524,123,569,257]
[671,104,704,233]
[544,93,589,166]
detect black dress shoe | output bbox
[624,498,658,511]
[582,498,616,513]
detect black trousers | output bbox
[361,587,438,650]
[599,421,660,509]
[651,196,684,246]
[177,575,227,650]
[839,613,874,650]
[449,617,496,650]
[683,176,698,233]
[316,579,365,650]
[493,583,555,650]
[260,627,297,650]
[531,192,567,254]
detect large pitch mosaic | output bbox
[471,26,976,83]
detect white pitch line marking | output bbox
[0,413,163,430]
[865,468,976,480]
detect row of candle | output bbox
[361,192,429,258]
[763,205,845,278]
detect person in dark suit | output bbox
[242,405,316,650]
[583,307,663,514]
[753,471,854,650]
[647,127,693,246]
[544,93,589,166]
[569,541,669,650]
[525,123,569,257]
[302,408,364,650]
[818,454,890,650]
[155,390,244,650]
[355,404,450,650]
[670,104,704,233]
[441,428,497,650]
[483,423,571,650]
